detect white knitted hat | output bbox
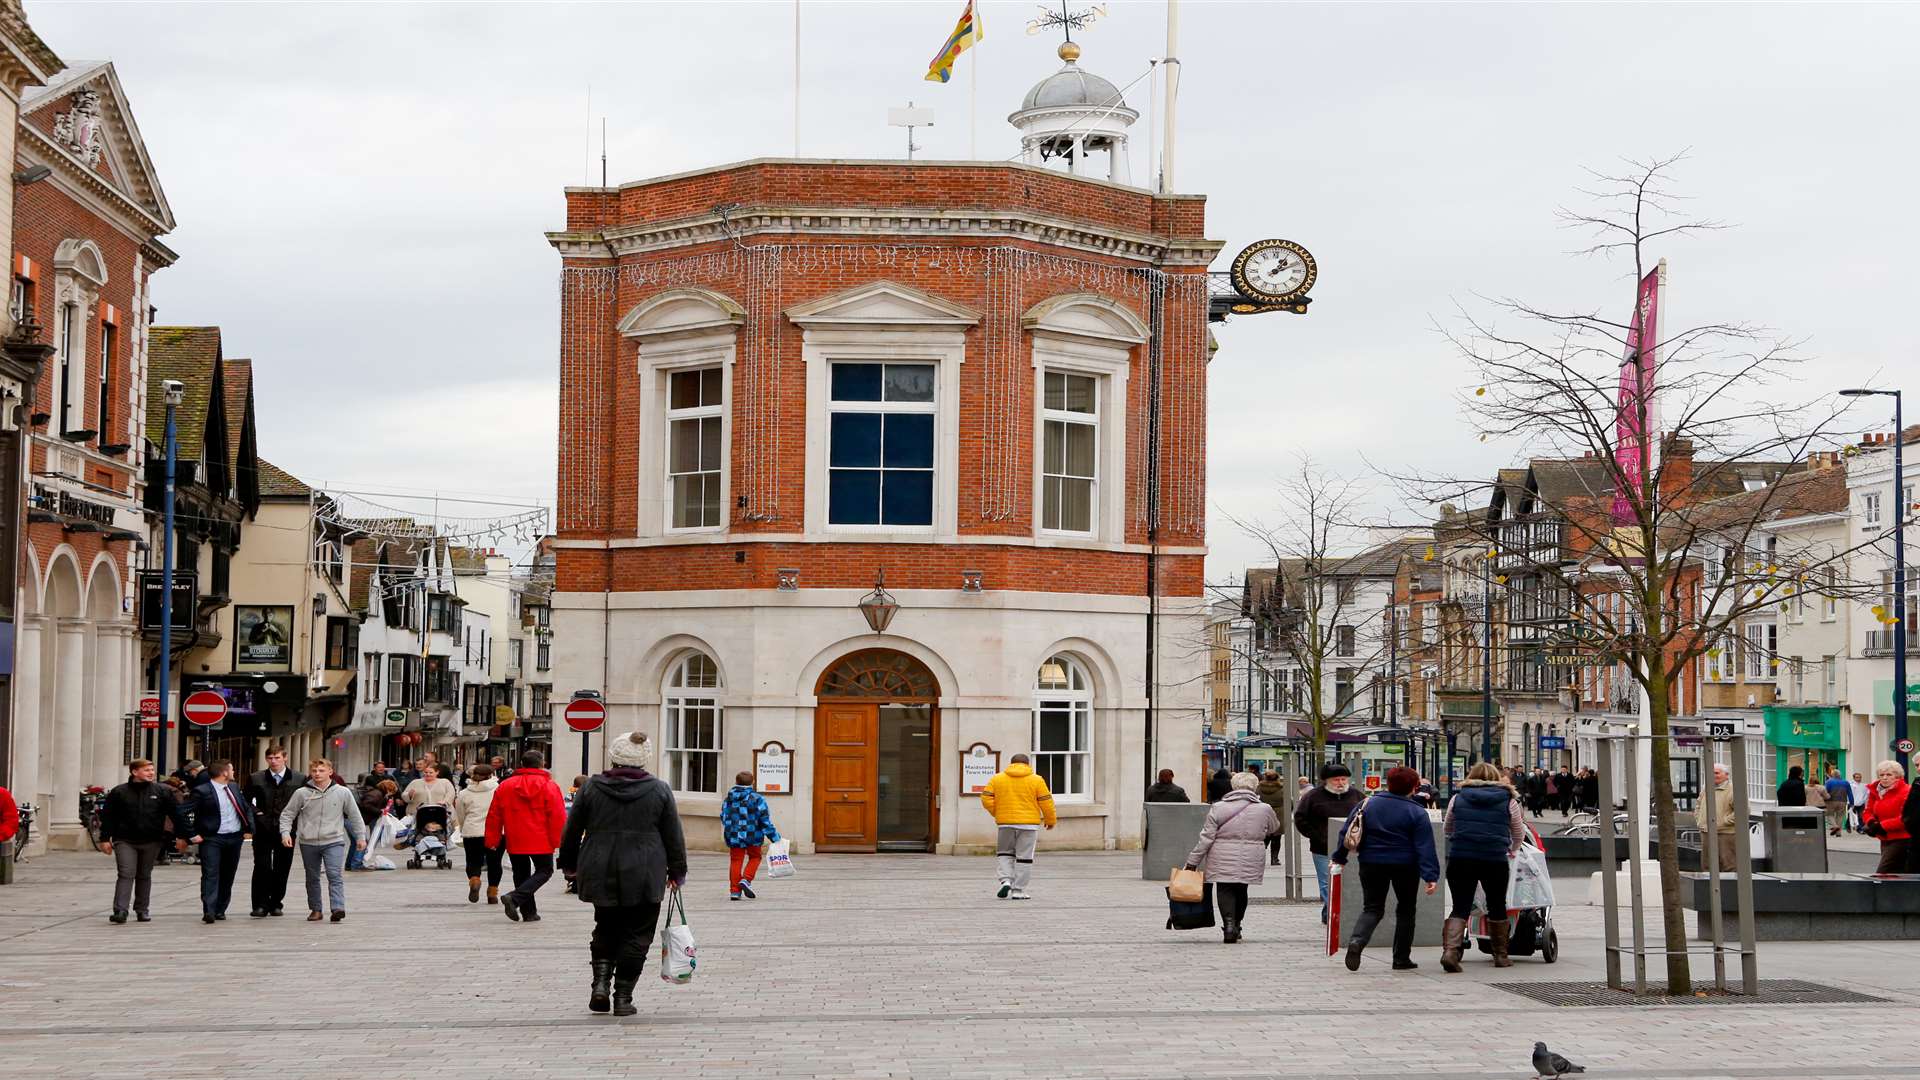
[608,731,653,769]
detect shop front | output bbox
[1763,705,1845,784]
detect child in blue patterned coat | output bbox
[721,772,780,900]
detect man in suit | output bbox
[244,747,305,917]
[185,759,253,923]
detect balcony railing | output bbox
[1864,629,1919,657]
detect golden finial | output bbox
[1058,40,1081,63]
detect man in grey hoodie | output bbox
[279,759,368,922]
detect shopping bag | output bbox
[1165,882,1215,930]
[1507,843,1555,911]
[658,886,697,985]
[1167,866,1205,903]
[763,838,795,880]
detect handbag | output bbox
[1166,881,1216,930]
[1342,802,1368,852]
[763,837,795,879]
[657,886,697,985]
[1167,866,1205,903]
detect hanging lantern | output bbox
[857,571,900,634]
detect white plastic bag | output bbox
[658,887,696,985]
[368,813,398,853]
[1508,843,1555,910]
[367,854,396,871]
[763,838,794,880]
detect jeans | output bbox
[1216,881,1249,924]
[1351,860,1422,964]
[463,837,504,885]
[199,833,245,915]
[299,841,348,913]
[112,841,161,915]
[728,845,764,891]
[591,900,664,982]
[1445,855,1508,919]
[509,853,554,914]
[1313,853,1332,923]
[996,827,1039,890]
[346,842,366,870]
[250,835,296,911]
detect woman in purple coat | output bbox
[1184,772,1283,944]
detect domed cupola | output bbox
[1009,41,1139,185]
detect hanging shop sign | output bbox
[138,570,197,630]
[232,605,294,673]
[960,742,1000,795]
[754,741,793,795]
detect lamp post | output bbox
[1481,552,1495,765]
[1842,388,1908,772]
[156,379,183,774]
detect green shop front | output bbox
[1762,705,1845,782]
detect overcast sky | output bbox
[33,1,1919,584]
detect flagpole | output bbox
[793,0,802,156]
[968,37,977,159]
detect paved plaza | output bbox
[2,846,1917,1079]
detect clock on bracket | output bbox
[1229,238,1317,305]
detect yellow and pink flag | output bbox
[925,0,982,84]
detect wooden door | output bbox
[814,702,878,852]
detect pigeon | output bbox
[1532,1042,1585,1078]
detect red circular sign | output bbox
[182,689,229,727]
[564,696,607,733]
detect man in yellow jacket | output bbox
[979,754,1055,900]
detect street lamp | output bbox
[857,571,899,634]
[1841,387,1908,772]
[156,379,184,774]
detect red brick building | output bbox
[10,61,173,848]
[546,62,1219,853]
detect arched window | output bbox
[664,653,722,794]
[1033,655,1092,800]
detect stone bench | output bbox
[1681,872,1920,940]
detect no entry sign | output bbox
[564,695,607,733]
[182,689,229,727]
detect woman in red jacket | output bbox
[1862,760,1911,874]
[483,750,567,923]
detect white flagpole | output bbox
[968,35,977,159]
[1161,0,1179,193]
[793,0,802,156]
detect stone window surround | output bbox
[620,288,743,539]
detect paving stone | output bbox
[0,848,1915,1077]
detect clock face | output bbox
[1230,239,1317,303]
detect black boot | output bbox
[611,970,639,1017]
[588,961,614,1013]
[1345,911,1381,972]
[1222,916,1241,944]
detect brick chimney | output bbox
[1659,434,1694,503]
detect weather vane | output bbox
[1025,2,1108,41]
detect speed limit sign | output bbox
[1896,738,1916,756]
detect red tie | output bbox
[224,785,245,829]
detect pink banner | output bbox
[1612,269,1660,525]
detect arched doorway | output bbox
[814,649,939,853]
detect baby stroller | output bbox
[404,805,453,869]
[1471,824,1558,963]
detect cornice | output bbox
[20,127,170,242]
[549,206,1222,267]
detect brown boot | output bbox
[486,886,500,905]
[468,876,482,903]
[1440,917,1468,973]
[1488,917,1513,968]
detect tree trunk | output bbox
[1645,664,1692,994]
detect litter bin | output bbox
[1761,807,1827,873]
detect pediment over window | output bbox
[618,287,746,339]
[1021,292,1148,345]
[784,280,981,330]
[53,238,108,286]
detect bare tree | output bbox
[1411,156,1874,993]
[1229,460,1409,759]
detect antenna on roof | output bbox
[887,102,934,161]
[601,117,607,188]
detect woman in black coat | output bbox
[1775,765,1807,807]
[558,731,687,1017]
[1205,768,1233,804]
